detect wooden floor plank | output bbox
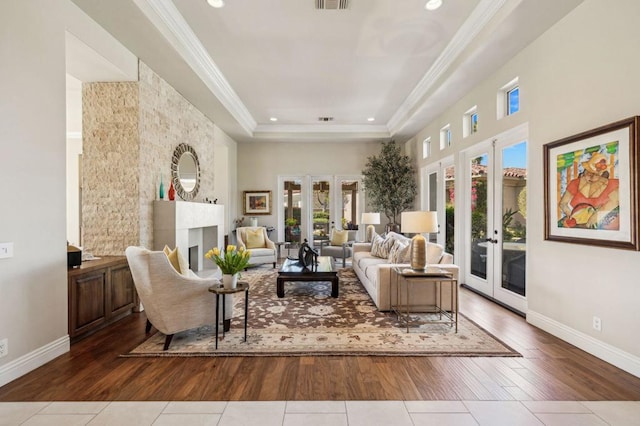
[1,286,639,401]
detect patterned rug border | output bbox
[122,267,521,358]
[121,312,521,358]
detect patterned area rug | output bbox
[125,267,520,357]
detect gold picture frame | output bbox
[243,190,272,215]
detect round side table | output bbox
[208,281,250,349]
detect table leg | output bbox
[244,288,249,342]
[222,294,226,337]
[331,277,339,297]
[215,294,219,350]
[277,277,284,298]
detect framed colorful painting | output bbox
[243,190,272,215]
[544,116,639,250]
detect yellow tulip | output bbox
[212,247,220,257]
[238,246,245,253]
[227,245,236,253]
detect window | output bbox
[497,77,519,119]
[463,106,478,138]
[440,124,451,150]
[507,86,519,115]
[422,137,431,159]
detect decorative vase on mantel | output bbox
[222,273,239,290]
[168,180,175,201]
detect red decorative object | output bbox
[168,180,175,201]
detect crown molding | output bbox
[253,124,390,141]
[133,0,257,135]
[387,0,508,135]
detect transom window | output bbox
[440,124,451,150]
[497,77,519,119]
[463,106,478,138]
[422,137,431,159]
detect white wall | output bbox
[0,1,70,385]
[413,0,640,375]
[237,141,380,233]
[214,125,239,239]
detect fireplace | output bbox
[153,201,225,272]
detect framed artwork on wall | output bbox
[543,116,639,250]
[243,190,272,215]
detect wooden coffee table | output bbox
[277,256,338,298]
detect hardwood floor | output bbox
[1,286,639,402]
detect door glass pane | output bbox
[340,180,359,230]
[445,166,455,254]
[470,155,488,280]
[428,172,438,243]
[312,179,331,247]
[501,141,527,296]
[283,180,302,244]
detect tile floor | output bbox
[1,400,639,425]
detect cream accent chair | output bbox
[235,226,277,268]
[125,246,222,350]
[320,228,357,267]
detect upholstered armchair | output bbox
[320,228,357,267]
[235,226,277,268]
[125,246,223,350]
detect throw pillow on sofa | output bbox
[388,240,410,264]
[371,234,396,258]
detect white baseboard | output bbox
[0,335,70,387]
[527,310,640,378]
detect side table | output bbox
[208,282,250,349]
[391,267,458,333]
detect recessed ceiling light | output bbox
[270,117,278,122]
[367,117,375,122]
[425,0,443,11]
[207,0,225,8]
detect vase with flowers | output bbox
[205,245,251,289]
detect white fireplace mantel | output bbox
[153,201,224,272]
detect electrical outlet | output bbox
[0,338,7,358]
[593,316,602,332]
[0,242,13,259]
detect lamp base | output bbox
[410,234,427,271]
[366,224,376,243]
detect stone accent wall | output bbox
[82,62,216,255]
[138,62,215,248]
[82,82,140,255]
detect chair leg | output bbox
[145,319,152,334]
[163,334,174,350]
[273,262,276,268]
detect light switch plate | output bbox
[0,242,14,259]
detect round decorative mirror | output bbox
[171,143,201,201]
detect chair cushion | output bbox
[245,228,266,249]
[247,248,274,257]
[163,245,189,275]
[330,229,349,245]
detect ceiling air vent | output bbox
[315,0,349,10]
[318,116,334,122]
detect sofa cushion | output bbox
[388,240,410,263]
[426,242,445,264]
[371,234,395,258]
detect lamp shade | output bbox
[361,212,380,225]
[401,211,438,233]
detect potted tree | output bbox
[362,141,417,232]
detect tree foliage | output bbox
[362,141,417,225]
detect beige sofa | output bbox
[352,232,459,311]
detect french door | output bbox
[463,124,528,313]
[421,156,455,254]
[278,175,363,248]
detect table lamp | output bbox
[361,212,380,242]
[401,211,438,271]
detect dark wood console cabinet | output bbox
[68,256,138,342]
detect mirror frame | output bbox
[171,143,201,201]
